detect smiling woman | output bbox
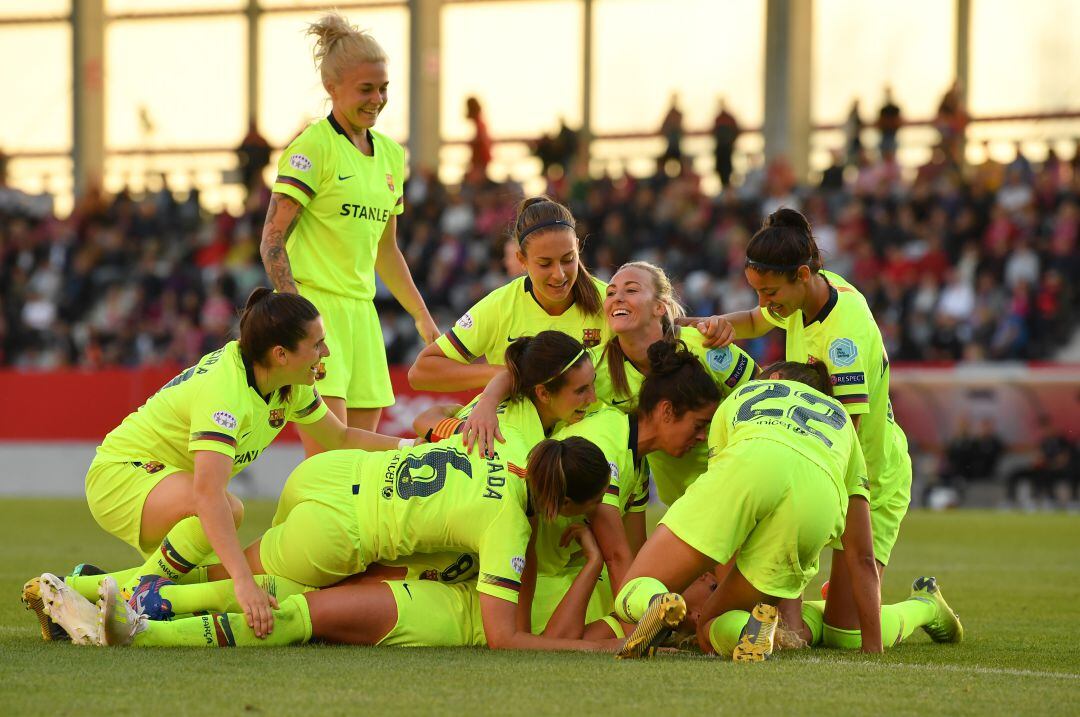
[258,11,438,454]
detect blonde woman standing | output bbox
[261,12,438,449]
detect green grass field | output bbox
[2,499,1078,715]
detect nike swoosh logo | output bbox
[507,336,519,343]
[612,399,630,405]
[402,582,412,599]
[239,431,251,440]
[338,174,354,181]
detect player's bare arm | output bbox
[260,193,302,294]
[374,215,439,344]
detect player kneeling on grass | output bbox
[22,288,407,643]
[38,436,614,652]
[613,361,883,661]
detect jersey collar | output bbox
[241,351,272,404]
[628,414,641,468]
[804,280,839,327]
[523,276,575,313]
[327,112,376,157]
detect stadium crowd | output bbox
[0,138,1077,371]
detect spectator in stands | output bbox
[236,120,271,196]
[876,86,902,155]
[465,96,493,179]
[711,98,739,189]
[659,93,684,165]
[534,118,579,177]
[1006,416,1075,510]
[844,99,863,167]
[935,81,968,166]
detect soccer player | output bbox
[260,12,438,450]
[408,195,608,394]
[595,261,757,504]
[686,208,913,648]
[43,436,613,652]
[22,289,408,642]
[613,361,882,661]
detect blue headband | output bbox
[745,257,810,273]
[518,219,574,243]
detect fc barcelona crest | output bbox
[386,173,395,193]
[142,461,165,474]
[268,408,285,428]
[582,328,601,348]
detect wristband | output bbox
[398,437,416,450]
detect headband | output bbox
[518,219,575,243]
[551,348,586,380]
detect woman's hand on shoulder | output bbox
[675,315,735,348]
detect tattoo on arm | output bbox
[260,194,302,293]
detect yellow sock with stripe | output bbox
[823,598,937,649]
[133,594,313,648]
[706,610,751,656]
[160,574,314,615]
[614,576,669,623]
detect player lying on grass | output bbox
[682,207,913,647]
[461,261,757,508]
[23,288,406,642]
[39,436,613,651]
[613,361,883,661]
[408,195,609,393]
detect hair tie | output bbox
[518,219,574,243]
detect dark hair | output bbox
[504,331,589,403]
[526,436,610,521]
[511,196,602,317]
[745,207,823,281]
[238,288,321,399]
[760,360,834,396]
[601,261,686,399]
[637,340,720,418]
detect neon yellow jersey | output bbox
[708,379,869,502]
[272,114,405,300]
[96,342,327,475]
[553,406,648,515]
[591,327,757,412]
[760,270,910,507]
[435,276,610,365]
[355,426,539,604]
[589,327,757,503]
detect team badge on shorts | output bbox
[268,408,285,428]
[141,461,165,474]
[582,328,601,348]
[386,173,395,193]
[420,569,439,581]
[829,338,858,367]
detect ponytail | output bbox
[638,340,720,418]
[526,437,609,521]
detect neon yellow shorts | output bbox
[870,452,912,566]
[661,440,846,599]
[378,580,487,647]
[261,451,367,587]
[298,284,394,409]
[85,457,186,556]
[382,552,480,584]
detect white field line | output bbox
[798,655,1080,681]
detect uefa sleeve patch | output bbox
[510,556,525,575]
[289,153,312,172]
[608,461,620,482]
[456,312,474,330]
[212,411,238,430]
[828,338,858,367]
[706,346,733,372]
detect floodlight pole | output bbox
[763,0,812,182]
[408,0,443,174]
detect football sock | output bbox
[706,609,751,657]
[614,576,669,623]
[134,594,313,648]
[66,518,213,601]
[177,564,213,585]
[801,600,826,646]
[822,597,937,649]
[160,574,314,615]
